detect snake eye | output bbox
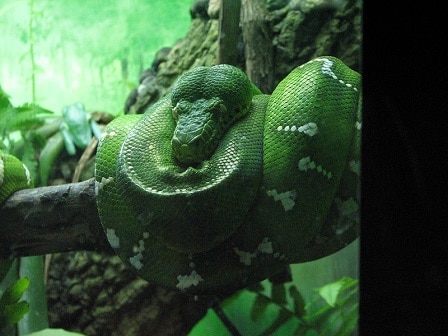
[172,101,185,121]
[209,99,226,115]
[172,101,190,121]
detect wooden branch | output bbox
[241,0,274,93]
[217,0,241,65]
[0,178,112,259]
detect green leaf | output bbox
[250,293,271,322]
[24,328,88,336]
[0,277,30,307]
[0,86,12,111]
[339,302,359,335]
[259,308,292,336]
[3,301,30,325]
[16,103,54,116]
[304,277,359,335]
[317,278,346,307]
[271,283,287,306]
[188,309,231,336]
[1,102,54,134]
[18,256,49,333]
[289,285,306,318]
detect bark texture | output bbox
[0,179,109,259]
[47,252,213,336]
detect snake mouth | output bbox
[171,129,215,167]
[171,138,202,165]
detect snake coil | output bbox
[96,56,362,294]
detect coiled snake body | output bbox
[95,56,361,294]
[1,57,361,294]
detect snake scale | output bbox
[1,57,361,294]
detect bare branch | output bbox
[0,178,112,259]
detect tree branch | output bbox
[0,178,112,259]
[241,0,274,93]
[217,0,241,66]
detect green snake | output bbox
[1,57,361,294]
[0,151,33,203]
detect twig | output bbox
[210,296,243,336]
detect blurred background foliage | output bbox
[0,0,191,115]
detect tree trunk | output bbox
[241,0,274,93]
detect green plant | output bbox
[0,276,30,331]
[190,276,359,336]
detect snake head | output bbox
[170,64,256,165]
[171,97,228,164]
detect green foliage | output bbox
[190,277,358,336]
[0,277,30,328]
[0,86,53,136]
[17,256,49,335]
[0,85,55,184]
[0,0,192,115]
[298,277,359,335]
[1,86,54,335]
[8,103,54,132]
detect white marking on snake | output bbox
[299,123,318,136]
[94,181,99,195]
[298,123,317,136]
[257,237,273,254]
[129,252,144,270]
[97,176,114,192]
[266,189,297,211]
[22,164,32,186]
[356,121,362,130]
[101,130,118,142]
[298,156,332,179]
[277,122,317,136]
[101,176,114,185]
[234,238,281,266]
[176,270,204,290]
[106,228,120,248]
[138,239,145,252]
[234,248,256,265]
[303,57,359,92]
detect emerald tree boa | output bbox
[1,57,361,294]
